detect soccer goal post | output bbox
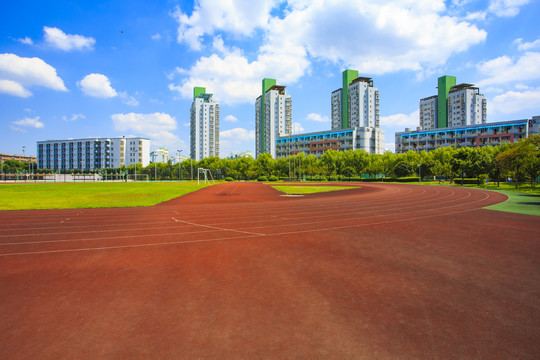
[197,168,215,185]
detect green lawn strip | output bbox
[404,181,540,216]
[270,184,359,194]
[0,181,212,210]
[483,189,540,216]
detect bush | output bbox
[328,176,337,181]
[268,175,278,182]
[395,177,420,182]
[225,177,234,182]
[257,176,268,182]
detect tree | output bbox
[451,147,473,185]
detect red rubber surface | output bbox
[1,182,539,359]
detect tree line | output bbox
[3,135,539,187]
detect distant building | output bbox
[226,151,254,160]
[276,127,385,158]
[419,75,486,130]
[395,116,540,153]
[191,87,219,161]
[255,78,292,158]
[0,153,36,163]
[331,70,380,130]
[151,147,169,163]
[37,137,150,170]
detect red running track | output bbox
[0,182,539,359]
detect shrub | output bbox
[225,177,234,182]
[328,176,337,181]
[268,175,279,182]
[257,176,268,182]
[395,177,420,182]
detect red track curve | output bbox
[0,182,539,359]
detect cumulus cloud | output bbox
[380,110,420,128]
[477,52,540,86]
[151,33,162,41]
[119,91,139,106]
[306,113,329,123]
[44,26,95,51]
[490,89,540,114]
[219,127,255,156]
[224,115,239,122]
[514,38,540,51]
[171,0,275,50]
[488,0,530,17]
[79,73,117,98]
[0,53,67,97]
[63,113,86,122]
[17,37,33,45]
[111,112,181,148]
[10,116,44,132]
[170,0,487,104]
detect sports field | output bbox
[1,182,539,359]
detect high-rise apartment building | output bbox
[255,78,292,158]
[448,84,487,128]
[420,76,486,130]
[191,87,219,161]
[37,137,150,171]
[331,70,379,130]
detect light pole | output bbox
[177,150,182,181]
[153,150,157,181]
[134,149,138,182]
[190,157,193,181]
[418,164,421,184]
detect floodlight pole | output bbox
[177,150,182,181]
[153,150,157,181]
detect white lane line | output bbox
[0,228,234,247]
[0,234,262,257]
[171,217,265,236]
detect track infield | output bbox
[1,182,539,359]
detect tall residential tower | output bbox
[420,75,486,130]
[190,87,219,161]
[255,78,292,158]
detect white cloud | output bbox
[44,26,95,51]
[0,53,67,97]
[219,127,255,156]
[17,37,33,45]
[224,115,239,122]
[306,113,329,123]
[171,0,275,50]
[12,116,44,129]
[111,112,181,149]
[119,91,139,106]
[514,38,540,51]
[63,113,86,122]
[292,122,305,134]
[488,0,530,17]
[381,110,420,129]
[0,79,32,97]
[477,52,540,86]
[490,89,540,114]
[151,33,162,41]
[171,0,487,104]
[79,73,117,98]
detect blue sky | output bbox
[1,0,539,157]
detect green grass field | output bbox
[271,184,359,194]
[483,190,540,216]
[0,182,211,210]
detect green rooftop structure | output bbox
[260,78,277,152]
[193,86,206,100]
[437,75,456,128]
[342,69,359,129]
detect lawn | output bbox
[0,182,211,210]
[270,183,360,194]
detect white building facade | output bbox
[151,147,169,163]
[328,71,384,154]
[448,84,487,128]
[347,77,379,128]
[419,95,438,130]
[191,87,219,161]
[255,80,292,158]
[37,137,150,171]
